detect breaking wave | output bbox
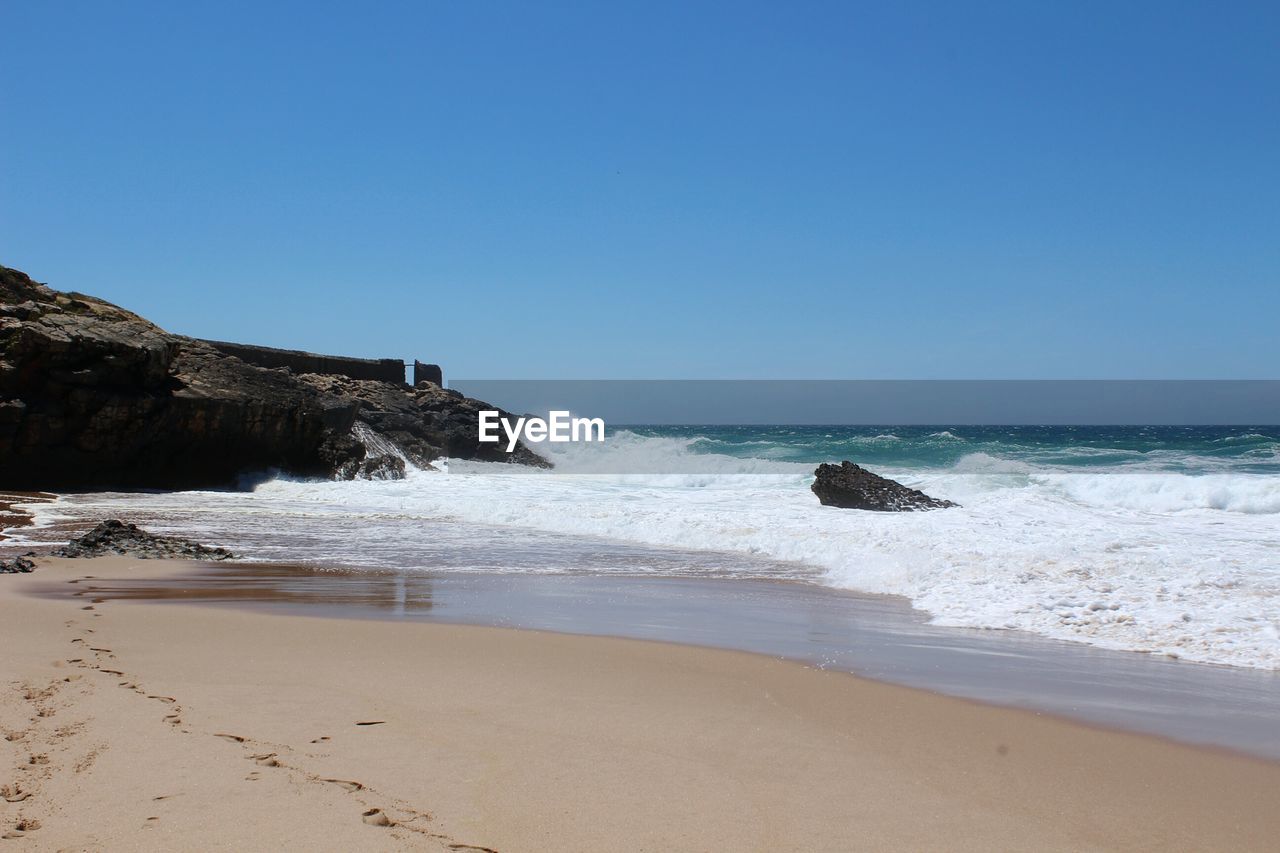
[12,425,1280,670]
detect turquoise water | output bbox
[618,425,1280,473]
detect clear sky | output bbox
[3,2,1277,379]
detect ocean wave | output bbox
[14,428,1280,671]
[292,469,1280,668]
[1038,471,1280,515]
[519,429,812,479]
[1212,432,1274,443]
[948,452,1033,475]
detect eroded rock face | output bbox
[0,264,548,489]
[51,520,234,560]
[338,452,408,481]
[299,374,551,469]
[0,266,361,488]
[811,461,958,511]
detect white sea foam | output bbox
[13,430,1280,670]
[1213,433,1272,443]
[1044,471,1280,514]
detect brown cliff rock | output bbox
[0,264,546,489]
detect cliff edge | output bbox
[0,265,545,489]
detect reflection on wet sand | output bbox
[57,563,439,616]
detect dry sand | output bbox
[2,557,1279,851]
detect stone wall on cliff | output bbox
[200,340,407,385]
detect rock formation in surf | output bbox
[811,461,958,511]
[0,264,547,489]
[50,519,235,560]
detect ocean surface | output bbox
[12,425,1280,670]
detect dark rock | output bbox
[0,555,35,573]
[812,461,958,511]
[201,340,405,384]
[299,373,551,469]
[0,265,358,488]
[334,452,407,481]
[412,361,442,387]
[51,519,235,560]
[0,263,548,489]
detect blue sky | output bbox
[3,1,1277,379]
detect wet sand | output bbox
[0,493,51,542]
[3,557,1280,851]
[53,561,1280,760]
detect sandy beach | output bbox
[3,558,1279,851]
[6,2,1279,849]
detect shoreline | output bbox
[0,493,51,542]
[30,558,1280,761]
[4,558,1280,850]
[12,459,1280,673]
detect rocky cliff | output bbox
[0,265,545,490]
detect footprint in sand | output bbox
[28,754,49,766]
[1,784,30,803]
[361,809,392,827]
[310,736,331,743]
[249,753,280,767]
[323,779,364,792]
[355,720,386,727]
[214,733,245,743]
